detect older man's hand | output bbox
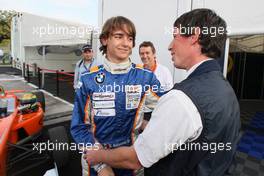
[83,148,103,165]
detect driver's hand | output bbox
[97,166,115,176]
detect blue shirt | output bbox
[73,58,98,89]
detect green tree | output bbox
[0,10,16,43]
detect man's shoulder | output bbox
[89,65,103,73]
[81,65,104,77]
[157,63,170,71]
[134,63,144,69]
[75,59,83,67]
[77,59,83,64]
[130,63,161,85]
[132,63,152,74]
[92,58,101,65]
[156,63,172,75]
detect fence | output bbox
[12,60,75,103]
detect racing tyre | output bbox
[48,126,70,168]
[32,91,45,112]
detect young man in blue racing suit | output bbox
[71,16,164,176]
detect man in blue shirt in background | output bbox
[73,44,98,90]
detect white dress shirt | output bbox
[134,59,212,168]
[154,63,173,91]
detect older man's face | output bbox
[168,28,192,70]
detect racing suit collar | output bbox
[104,58,132,74]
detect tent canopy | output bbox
[14,12,94,47]
[192,0,264,36]
[230,35,264,54]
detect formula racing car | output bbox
[0,86,69,176]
